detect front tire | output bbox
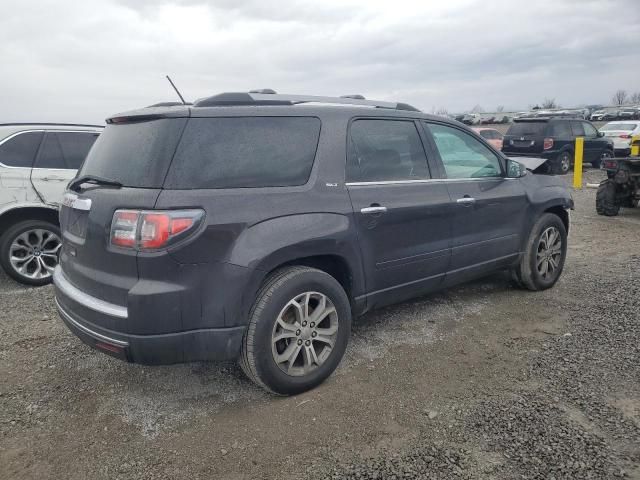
[595,179,620,216]
[592,150,612,169]
[512,213,567,291]
[0,220,61,286]
[240,266,352,395]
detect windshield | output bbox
[506,122,547,136]
[600,123,638,132]
[78,118,187,188]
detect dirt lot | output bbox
[1,169,639,480]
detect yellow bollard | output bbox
[573,137,584,189]
[631,135,640,157]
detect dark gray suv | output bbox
[54,92,573,395]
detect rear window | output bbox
[78,119,187,188]
[506,122,547,136]
[164,117,321,189]
[601,123,637,132]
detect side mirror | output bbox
[597,131,605,137]
[506,159,527,178]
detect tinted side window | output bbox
[582,122,598,137]
[0,131,44,168]
[570,121,585,136]
[549,122,572,137]
[166,117,321,189]
[35,133,66,169]
[57,132,100,169]
[427,123,502,179]
[347,120,429,182]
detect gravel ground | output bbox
[1,169,639,480]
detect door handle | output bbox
[360,206,387,215]
[456,197,476,206]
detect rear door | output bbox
[31,131,100,205]
[423,122,527,285]
[346,118,451,307]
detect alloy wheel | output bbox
[536,226,562,280]
[9,229,61,281]
[271,291,339,376]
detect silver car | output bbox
[599,121,640,155]
[0,123,102,285]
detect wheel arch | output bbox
[543,205,569,233]
[0,205,59,237]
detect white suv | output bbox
[0,124,102,285]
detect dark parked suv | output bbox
[54,92,573,395]
[502,117,614,174]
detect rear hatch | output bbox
[502,120,548,155]
[58,112,188,307]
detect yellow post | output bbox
[573,137,584,189]
[631,135,640,157]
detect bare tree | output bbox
[541,98,558,109]
[630,92,640,104]
[470,105,484,113]
[612,89,628,105]
[435,107,449,117]
[496,105,505,112]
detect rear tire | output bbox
[595,179,620,216]
[553,151,572,175]
[240,266,351,395]
[0,220,61,286]
[512,213,567,291]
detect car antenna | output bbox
[166,75,187,104]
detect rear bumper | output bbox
[53,267,245,364]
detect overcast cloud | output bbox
[1,0,639,124]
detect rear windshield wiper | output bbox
[69,175,123,192]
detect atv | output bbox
[596,155,640,216]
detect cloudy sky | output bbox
[1,0,639,124]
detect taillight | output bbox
[603,159,618,170]
[111,210,139,248]
[110,209,204,250]
[619,134,631,139]
[543,138,554,150]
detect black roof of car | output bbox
[107,91,429,124]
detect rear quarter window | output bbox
[0,131,44,168]
[165,117,321,189]
[548,122,572,137]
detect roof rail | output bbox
[0,122,104,128]
[193,92,421,112]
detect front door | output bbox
[346,118,451,309]
[423,122,528,285]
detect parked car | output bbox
[0,124,102,285]
[480,115,495,125]
[591,109,619,121]
[502,117,614,174]
[472,127,504,150]
[54,91,573,395]
[599,121,640,156]
[618,108,640,120]
[461,113,482,125]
